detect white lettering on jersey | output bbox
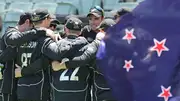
[20,42,37,48]
[21,53,32,68]
[59,67,80,81]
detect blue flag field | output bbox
[96,0,180,101]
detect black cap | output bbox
[87,6,104,18]
[65,17,83,31]
[18,12,32,25]
[65,15,78,24]
[31,9,52,22]
[97,18,115,31]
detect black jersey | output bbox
[16,31,50,101]
[16,41,43,100]
[48,35,91,101]
[81,25,97,43]
[64,40,116,101]
[0,26,46,101]
[92,64,116,101]
[51,65,92,101]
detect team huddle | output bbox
[0,5,130,101]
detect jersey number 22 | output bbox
[59,67,80,81]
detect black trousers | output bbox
[18,100,47,101]
[2,93,17,101]
[0,94,2,101]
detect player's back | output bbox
[51,35,92,101]
[15,29,50,101]
[51,65,92,101]
[15,38,43,100]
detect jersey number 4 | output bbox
[59,67,80,81]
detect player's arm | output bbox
[52,39,100,71]
[15,37,51,78]
[15,56,49,77]
[41,38,64,61]
[66,39,99,67]
[42,37,88,61]
[56,37,89,59]
[22,56,48,76]
[3,28,47,47]
[0,47,17,63]
[15,37,61,78]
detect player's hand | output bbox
[0,72,2,80]
[45,29,54,37]
[45,29,61,42]
[96,31,105,41]
[51,61,67,71]
[54,34,62,42]
[15,64,22,78]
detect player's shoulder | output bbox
[2,27,19,41]
[6,26,17,31]
[38,36,52,47]
[56,38,71,47]
[4,27,18,35]
[76,36,88,43]
[57,38,67,43]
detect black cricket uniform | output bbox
[1,26,46,101]
[16,41,45,101]
[82,25,115,100]
[0,39,17,101]
[65,40,116,101]
[0,47,21,101]
[16,34,88,101]
[15,35,89,101]
[81,25,97,43]
[15,30,50,101]
[81,25,116,101]
[92,63,116,101]
[41,35,92,101]
[0,39,16,101]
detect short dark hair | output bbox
[49,19,60,28]
[18,12,32,25]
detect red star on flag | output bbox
[158,86,172,101]
[150,38,169,57]
[122,29,136,44]
[123,60,134,72]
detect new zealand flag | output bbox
[96,0,180,101]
